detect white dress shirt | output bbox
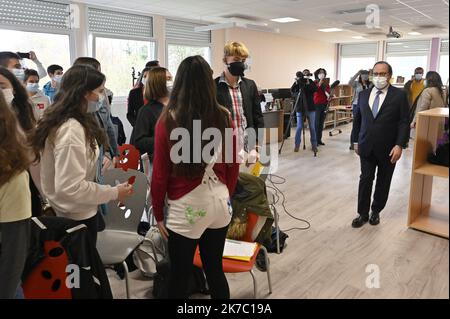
[368,85,389,113]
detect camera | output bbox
[295,71,307,87]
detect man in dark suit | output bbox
[215,41,264,158]
[351,61,410,228]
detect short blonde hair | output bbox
[224,42,249,59]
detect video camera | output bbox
[295,71,309,87]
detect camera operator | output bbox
[291,69,318,154]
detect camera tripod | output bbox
[278,85,317,157]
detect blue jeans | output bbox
[295,111,317,148]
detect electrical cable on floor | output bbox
[266,173,311,233]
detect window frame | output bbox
[337,42,379,82]
[87,6,158,99]
[385,39,432,67]
[165,41,212,76]
[0,24,75,67]
[438,38,449,84]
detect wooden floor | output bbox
[107,123,449,299]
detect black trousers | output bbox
[167,226,230,299]
[358,151,396,217]
[0,218,30,299]
[29,173,43,218]
[315,104,327,143]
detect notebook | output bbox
[223,239,258,262]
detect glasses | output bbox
[372,72,389,77]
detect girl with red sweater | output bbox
[151,55,240,299]
[314,68,331,146]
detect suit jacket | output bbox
[127,86,145,127]
[215,76,265,130]
[352,85,410,158]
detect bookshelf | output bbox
[325,84,353,128]
[408,108,449,238]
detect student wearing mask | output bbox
[291,69,318,154]
[73,57,119,161]
[313,68,331,146]
[24,69,51,120]
[128,67,152,127]
[411,71,447,128]
[0,89,32,299]
[43,64,64,103]
[0,52,26,82]
[130,67,172,159]
[0,51,47,82]
[215,42,264,161]
[31,65,133,244]
[351,61,410,228]
[404,67,425,109]
[0,67,43,217]
[151,55,240,299]
[349,69,373,150]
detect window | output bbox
[0,0,71,81]
[339,43,377,83]
[94,37,156,97]
[386,40,430,83]
[166,19,211,77]
[439,39,449,85]
[88,7,155,97]
[167,44,211,76]
[0,29,71,82]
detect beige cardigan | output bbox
[413,87,446,123]
[40,119,118,221]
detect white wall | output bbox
[217,28,337,88]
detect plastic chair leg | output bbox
[122,261,130,299]
[250,269,258,299]
[261,246,272,294]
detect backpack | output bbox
[133,227,166,278]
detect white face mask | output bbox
[87,92,105,113]
[318,73,325,80]
[2,88,14,106]
[166,80,174,92]
[141,77,147,86]
[373,76,389,90]
[53,74,63,84]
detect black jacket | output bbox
[291,80,318,113]
[352,85,410,158]
[127,86,145,127]
[215,76,264,130]
[130,100,164,159]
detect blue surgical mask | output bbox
[415,73,423,81]
[11,68,25,81]
[26,83,39,93]
[87,93,105,113]
[53,74,63,84]
[141,77,147,86]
